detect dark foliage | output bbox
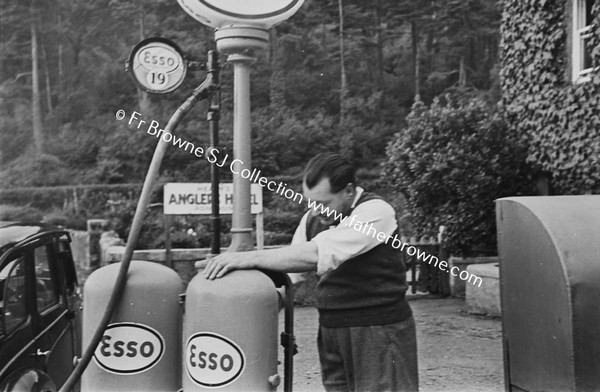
[383,92,535,256]
[0,0,513,250]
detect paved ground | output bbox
[279,297,503,392]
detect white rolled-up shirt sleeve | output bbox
[291,212,309,245]
[288,211,311,284]
[312,199,398,275]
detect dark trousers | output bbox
[317,316,418,392]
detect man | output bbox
[205,152,418,391]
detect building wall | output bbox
[500,0,600,194]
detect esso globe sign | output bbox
[94,322,165,374]
[185,332,246,388]
[128,38,187,94]
[178,0,305,29]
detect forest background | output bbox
[0,0,530,256]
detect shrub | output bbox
[42,208,88,230]
[0,154,72,187]
[0,204,44,222]
[263,231,293,246]
[382,94,534,256]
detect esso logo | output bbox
[138,47,180,73]
[93,323,165,375]
[185,332,245,388]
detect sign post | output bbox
[178,0,305,252]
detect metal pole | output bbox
[207,50,221,255]
[256,211,264,250]
[165,214,172,268]
[227,53,255,252]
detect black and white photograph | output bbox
[0,0,599,391]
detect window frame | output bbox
[0,256,29,336]
[572,0,595,83]
[32,243,60,315]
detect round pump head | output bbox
[177,0,305,54]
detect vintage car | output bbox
[0,222,82,392]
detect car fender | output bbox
[0,369,56,392]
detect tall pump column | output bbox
[229,54,254,250]
[214,26,270,251]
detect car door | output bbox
[0,252,39,378]
[30,237,78,388]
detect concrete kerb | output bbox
[449,256,498,297]
[465,262,500,317]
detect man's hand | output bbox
[203,243,318,280]
[203,252,256,280]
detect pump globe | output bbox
[177,0,305,30]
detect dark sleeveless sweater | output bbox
[306,191,412,328]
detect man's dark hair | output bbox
[304,152,355,193]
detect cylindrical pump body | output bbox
[81,260,182,392]
[183,270,279,391]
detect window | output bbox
[0,258,27,335]
[34,245,58,312]
[572,0,595,82]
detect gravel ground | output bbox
[279,297,503,392]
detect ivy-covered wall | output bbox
[500,0,600,194]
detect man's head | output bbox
[303,153,356,226]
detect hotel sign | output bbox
[164,183,263,215]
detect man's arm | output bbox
[203,241,318,280]
[311,199,397,275]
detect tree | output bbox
[0,0,504,188]
[30,0,43,156]
[338,0,348,125]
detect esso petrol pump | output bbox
[182,269,295,391]
[184,270,277,390]
[81,261,182,391]
[81,262,296,392]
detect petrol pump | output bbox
[59,2,306,392]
